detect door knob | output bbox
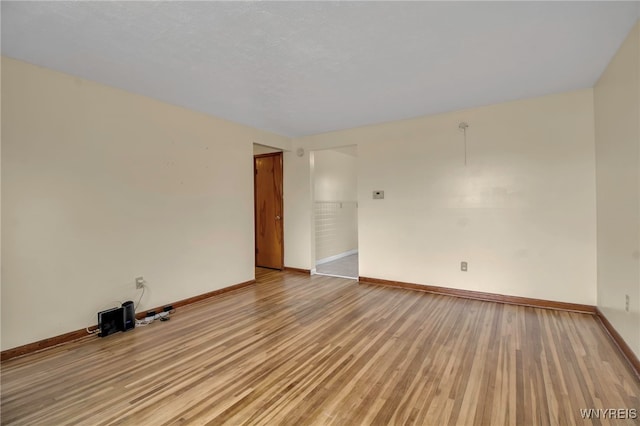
[276,215,281,220]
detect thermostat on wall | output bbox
[373,190,384,199]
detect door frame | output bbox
[254,152,284,270]
[309,146,359,278]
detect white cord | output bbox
[463,128,467,166]
[135,316,155,326]
[135,285,145,311]
[135,310,174,327]
[458,122,469,166]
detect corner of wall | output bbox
[283,145,312,269]
[594,20,640,359]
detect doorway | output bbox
[254,152,283,270]
[312,146,358,279]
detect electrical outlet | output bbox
[625,294,630,312]
[461,261,468,272]
[135,277,144,289]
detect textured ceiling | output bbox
[2,1,639,137]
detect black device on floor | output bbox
[97,301,136,337]
[122,300,135,331]
[97,307,124,337]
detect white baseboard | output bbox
[316,249,358,266]
[314,272,358,280]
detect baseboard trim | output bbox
[595,308,640,380]
[138,279,256,318]
[0,329,94,362]
[284,266,311,275]
[0,279,256,362]
[358,276,596,314]
[316,249,358,266]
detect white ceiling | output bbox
[2,1,639,137]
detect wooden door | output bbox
[254,152,284,269]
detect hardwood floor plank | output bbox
[1,269,639,425]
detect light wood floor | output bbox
[2,269,639,425]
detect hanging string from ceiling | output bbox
[458,122,469,166]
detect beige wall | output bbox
[313,149,358,261]
[6,41,632,353]
[284,150,313,268]
[313,149,357,202]
[1,57,289,350]
[287,89,598,305]
[594,21,640,358]
[253,143,283,156]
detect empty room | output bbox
[1,1,639,425]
